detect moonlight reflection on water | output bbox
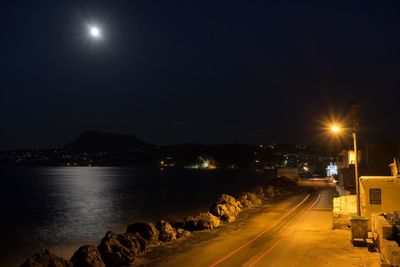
[0,167,271,266]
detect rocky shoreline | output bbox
[20,177,298,267]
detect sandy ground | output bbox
[138,187,380,267]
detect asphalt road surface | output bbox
[149,185,345,267]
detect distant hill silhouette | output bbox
[65,131,155,152]
[0,130,337,169]
[62,131,268,167]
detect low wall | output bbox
[371,213,400,266]
[332,195,357,229]
[335,184,351,196]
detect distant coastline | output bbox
[0,131,334,176]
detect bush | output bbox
[385,211,400,243]
[386,211,400,225]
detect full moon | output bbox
[89,26,101,38]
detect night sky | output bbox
[1,0,400,150]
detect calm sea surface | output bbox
[0,167,272,266]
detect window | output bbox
[369,188,381,204]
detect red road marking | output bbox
[247,194,321,267]
[208,194,311,267]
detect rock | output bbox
[176,228,191,238]
[126,222,159,244]
[210,194,241,222]
[239,198,253,208]
[183,212,221,231]
[184,216,198,231]
[238,193,254,208]
[217,194,241,209]
[196,212,220,230]
[155,220,177,242]
[210,204,237,222]
[70,245,105,267]
[98,231,146,267]
[20,249,71,267]
[264,185,276,199]
[246,192,262,206]
[117,232,147,254]
[255,187,265,198]
[238,192,262,208]
[222,214,236,222]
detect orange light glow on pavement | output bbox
[247,194,321,267]
[208,194,311,267]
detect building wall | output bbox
[360,176,400,219]
[336,150,350,169]
[335,149,364,196]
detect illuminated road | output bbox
[150,186,337,267]
[208,192,321,267]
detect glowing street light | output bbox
[331,125,341,133]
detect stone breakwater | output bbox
[20,177,298,267]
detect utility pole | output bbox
[352,104,361,216]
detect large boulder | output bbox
[126,222,159,244]
[217,194,242,210]
[20,249,71,267]
[176,228,191,238]
[264,185,276,199]
[98,231,146,267]
[210,194,241,222]
[155,220,177,242]
[196,212,220,230]
[183,212,222,231]
[70,245,105,267]
[210,204,236,222]
[239,192,262,208]
[255,187,265,199]
[238,192,257,208]
[238,197,253,208]
[184,216,198,231]
[222,214,236,222]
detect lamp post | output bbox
[352,131,360,216]
[330,124,361,216]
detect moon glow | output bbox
[89,26,101,38]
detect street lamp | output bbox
[330,124,360,216]
[330,125,341,133]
